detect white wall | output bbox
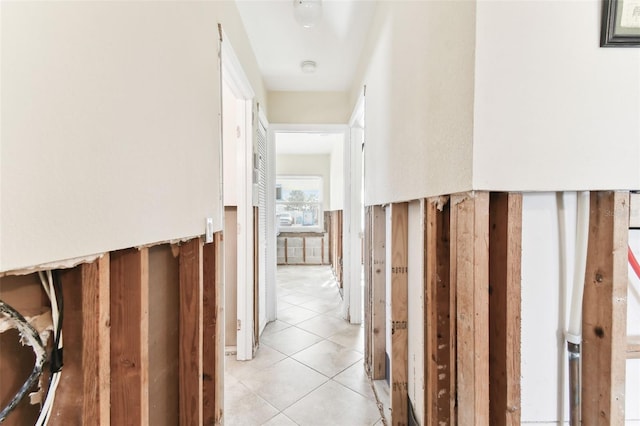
[473,0,640,191]
[223,79,239,207]
[0,1,265,271]
[353,0,476,206]
[329,139,344,211]
[520,192,640,423]
[276,154,331,211]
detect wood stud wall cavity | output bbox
[582,191,629,425]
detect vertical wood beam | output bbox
[215,232,225,424]
[203,240,217,425]
[424,197,454,425]
[450,192,490,426]
[489,193,522,426]
[179,238,204,426]
[110,248,149,426]
[372,205,387,380]
[390,202,409,425]
[582,191,629,425]
[364,206,373,374]
[81,255,111,424]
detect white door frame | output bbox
[221,31,255,361]
[344,94,365,324]
[267,124,348,322]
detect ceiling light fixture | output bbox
[293,0,322,29]
[301,60,317,73]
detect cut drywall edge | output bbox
[0,253,105,277]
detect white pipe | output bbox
[566,191,590,345]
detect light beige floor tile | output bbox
[277,305,319,325]
[284,380,381,426]
[260,326,323,355]
[280,291,316,306]
[261,413,298,426]
[333,360,376,400]
[328,324,365,352]
[292,340,363,377]
[241,358,328,411]
[299,297,341,314]
[262,320,292,337]
[295,315,352,338]
[224,375,279,426]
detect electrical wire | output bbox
[35,270,63,426]
[0,300,47,423]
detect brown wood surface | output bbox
[179,238,204,426]
[203,240,217,425]
[148,245,180,426]
[110,248,150,426]
[371,205,387,380]
[364,206,372,374]
[582,191,629,426]
[81,256,111,425]
[214,232,225,425]
[390,202,409,426]
[450,192,490,426]
[424,198,454,425]
[489,193,522,426]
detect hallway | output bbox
[224,265,382,426]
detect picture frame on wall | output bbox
[601,0,640,46]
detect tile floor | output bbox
[225,265,383,426]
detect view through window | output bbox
[276,176,323,231]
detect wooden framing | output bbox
[424,197,454,425]
[450,192,490,426]
[214,232,225,424]
[364,206,372,374]
[110,248,150,425]
[179,238,204,426]
[81,256,111,424]
[371,205,387,380]
[254,207,260,347]
[203,237,219,425]
[389,202,409,425]
[582,191,629,425]
[489,193,522,426]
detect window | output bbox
[276,176,323,232]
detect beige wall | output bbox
[353,1,476,206]
[268,91,351,124]
[473,0,640,191]
[0,1,265,271]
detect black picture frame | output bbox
[601,0,640,46]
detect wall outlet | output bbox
[205,217,214,243]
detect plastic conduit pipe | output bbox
[566,191,590,426]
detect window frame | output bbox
[275,175,324,234]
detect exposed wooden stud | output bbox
[424,197,454,425]
[179,238,204,426]
[203,239,217,425]
[81,255,111,425]
[489,193,522,426]
[110,248,150,425]
[450,192,490,426]
[321,236,325,264]
[389,202,409,425]
[364,206,372,374]
[214,232,225,424]
[582,191,629,425]
[371,205,387,380]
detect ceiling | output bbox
[276,132,343,154]
[235,0,377,92]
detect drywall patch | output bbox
[0,253,105,277]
